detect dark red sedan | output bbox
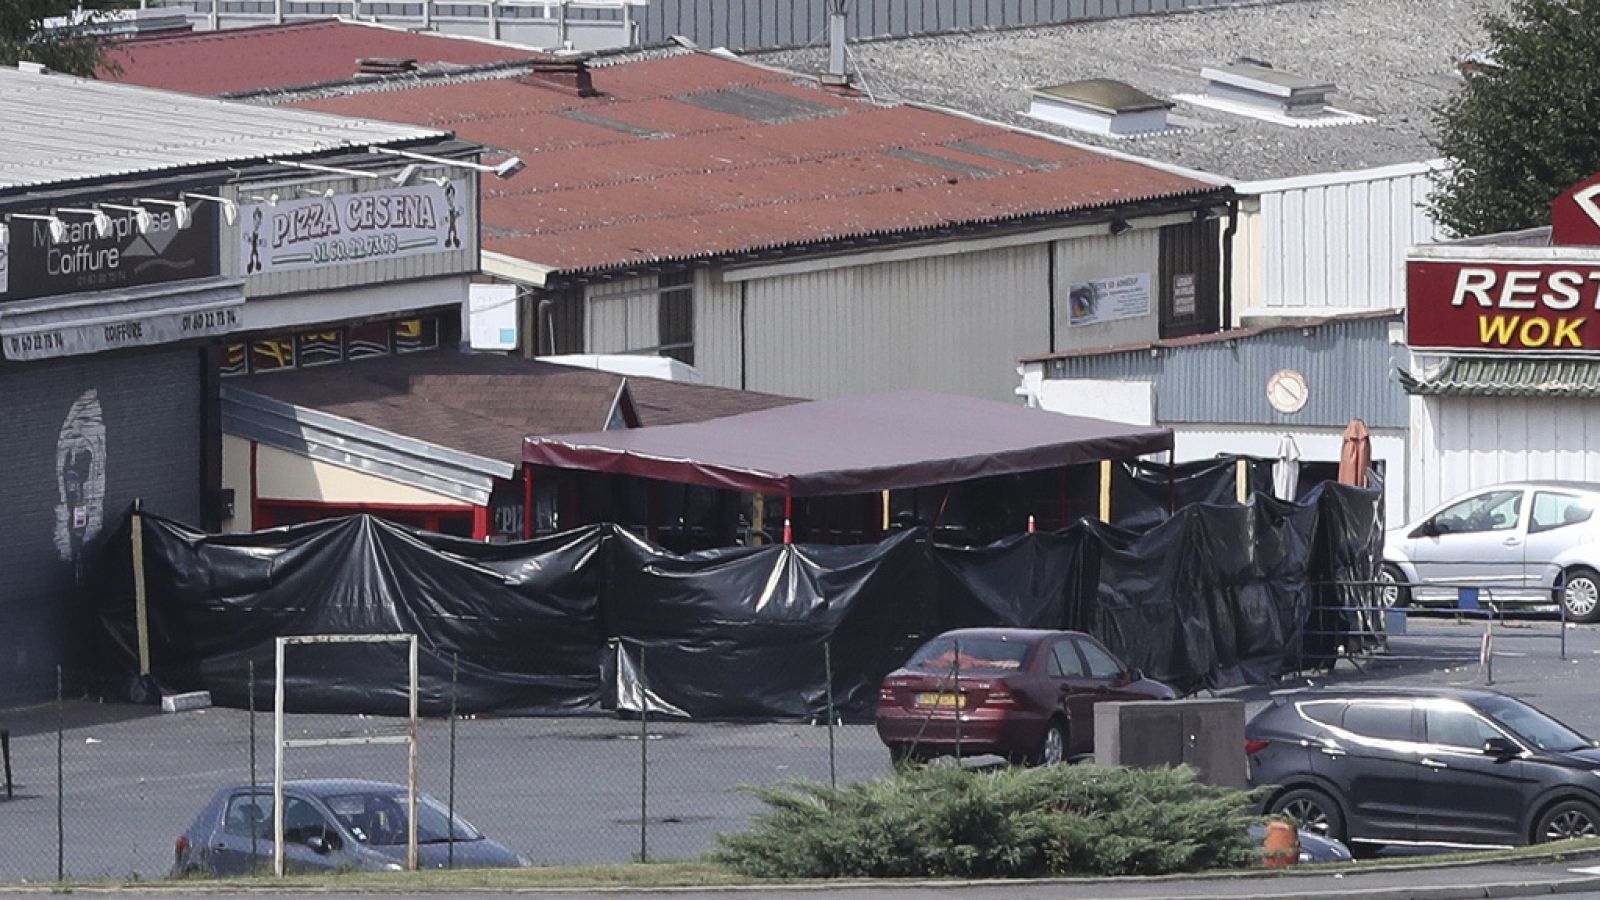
[875,628,1177,766]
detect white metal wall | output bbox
[585,275,661,355]
[695,271,742,389]
[738,243,1050,401]
[726,231,1165,401]
[1410,394,1600,523]
[1051,228,1164,350]
[1245,163,1445,314]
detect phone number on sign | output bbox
[310,233,402,264]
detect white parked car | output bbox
[1380,481,1600,622]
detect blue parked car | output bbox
[172,779,528,876]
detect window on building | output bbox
[250,338,295,373]
[220,315,445,376]
[658,270,694,366]
[585,271,695,363]
[296,330,343,367]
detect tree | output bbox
[1430,0,1600,237]
[0,0,121,78]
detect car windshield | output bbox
[323,791,483,845]
[906,636,1031,674]
[1478,696,1592,753]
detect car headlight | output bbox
[384,862,404,871]
[516,854,533,867]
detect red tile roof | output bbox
[105,19,541,96]
[291,54,1218,274]
[106,40,1220,276]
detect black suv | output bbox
[1247,686,1600,854]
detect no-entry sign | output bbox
[1406,260,1600,352]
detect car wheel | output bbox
[1377,564,1411,610]
[1270,787,1346,844]
[1535,799,1600,843]
[1561,568,1600,623]
[1031,718,1068,767]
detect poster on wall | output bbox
[1068,273,1151,327]
[2,201,219,302]
[240,178,471,276]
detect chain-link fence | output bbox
[0,652,896,883]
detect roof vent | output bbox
[517,56,599,98]
[357,57,418,76]
[1201,61,1332,118]
[1025,80,1174,137]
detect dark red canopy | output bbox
[523,390,1173,497]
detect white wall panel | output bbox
[742,243,1051,401]
[585,275,658,355]
[1052,228,1164,350]
[1411,395,1600,522]
[1251,167,1443,313]
[695,271,742,389]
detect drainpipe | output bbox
[1222,195,1239,329]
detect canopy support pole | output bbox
[648,481,660,545]
[1058,467,1069,529]
[523,464,534,539]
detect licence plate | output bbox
[915,692,965,709]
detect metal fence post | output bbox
[638,644,648,864]
[56,665,64,883]
[248,659,258,874]
[448,652,458,870]
[952,639,962,767]
[824,640,836,793]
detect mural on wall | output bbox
[55,389,106,580]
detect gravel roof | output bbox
[752,0,1508,182]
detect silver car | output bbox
[1380,481,1600,621]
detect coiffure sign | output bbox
[239,178,470,276]
[1,201,219,302]
[1407,173,1600,353]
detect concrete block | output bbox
[1093,698,1247,789]
[161,691,211,713]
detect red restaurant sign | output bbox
[1407,261,1600,352]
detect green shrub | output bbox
[710,764,1260,879]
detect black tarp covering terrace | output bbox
[92,477,1381,718]
[521,390,1175,496]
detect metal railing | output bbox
[141,0,645,51]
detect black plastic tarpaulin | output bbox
[92,480,1381,718]
[95,515,608,716]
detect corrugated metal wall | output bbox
[1251,167,1442,313]
[1047,314,1409,429]
[586,274,661,353]
[0,349,203,705]
[738,243,1051,401]
[1053,228,1164,350]
[639,0,1273,51]
[1412,395,1600,522]
[694,270,742,388]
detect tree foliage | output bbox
[710,763,1261,879]
[0,0,121,78]
[1431,0,1600,237]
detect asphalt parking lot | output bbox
[1,616,1595,884]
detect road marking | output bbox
[1569,865,1600,874]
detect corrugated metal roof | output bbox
[1043,311,1407,430]
[278,53,1219,276]
[1399,357,1600,398]
[106,19,543,97]
[0,66,444,192]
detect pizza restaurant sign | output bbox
[240,178,470,276]
[1407,173,1600,353]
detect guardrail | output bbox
[1305,580,1569,686]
